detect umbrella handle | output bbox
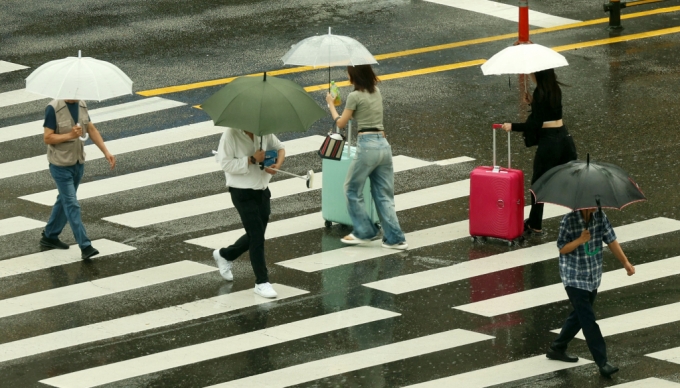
[77,124,89,142]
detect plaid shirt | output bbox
[557,210,617,291]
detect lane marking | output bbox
[627,0,664,7]
[0,239,136,279]
[0,216,44,237]
[402,355,592,387]
[187,179,472,249]
[612,379,680,388]
[552,300,680,340]
[103,154,432,228]
[455,254,680,317]
[277,204,569,273]
[0,97,186,144]
[365,217,680,295]
[135,6,680,96]
[551,25,680,52]
[0,89,48,109]
[19,136,323,206]
[0,261,215,319]
[0,121,222,180]
[0,284,307,363]
[204,329,493,388]
[423,0,580,28]
[646,346,680,367]
[39,307,400,388]
[0,61,29,74]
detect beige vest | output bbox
[46,100,90,166]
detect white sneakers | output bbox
[341,233,371,245]
[254,282,278,298]
[212,250,233,281]
[382,241,409,250]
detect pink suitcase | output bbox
[469,124,525,244]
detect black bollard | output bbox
[603,0,626,30]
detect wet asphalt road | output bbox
[1,0,680,387]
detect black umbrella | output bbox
[530,154,646,212]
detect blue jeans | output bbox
[344,134,406,245]
[44,163,91,249]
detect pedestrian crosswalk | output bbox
[38,306,400,388]
[2,67,680,387]
[0,216,44,237]
[0,60,29,74]
[0,89,47,108]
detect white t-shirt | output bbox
[215,128,285,190]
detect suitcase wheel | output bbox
[324,221,332,228]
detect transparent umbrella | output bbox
[281,27,378,88]
[481,43,568,75]
[26,50,133,141]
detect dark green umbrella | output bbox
[201,72,327,137]
[530,154,646,211]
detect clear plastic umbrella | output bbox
[26,50,133,140]
[481,43,568,76]
[26,50,133,101]
[281,27,378,88]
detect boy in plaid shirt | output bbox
[546,208,635,377]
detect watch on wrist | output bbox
[250,156,256,164]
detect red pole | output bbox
[517,0,530,44]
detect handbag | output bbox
[318,130,345,160]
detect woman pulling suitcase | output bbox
[502,68,577,235]
[326,65,408,250]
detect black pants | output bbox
[551,286,608,367]
[219,187,271,284]
[528,126,577,230]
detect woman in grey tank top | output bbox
[326,65,408,250]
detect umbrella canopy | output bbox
[282,27,378,68]
[530,154,646,211]
[201,73,326,137]
[26,50,133,101]
[481,43,568,76]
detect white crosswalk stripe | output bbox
[0,261,216,319]
[0,60,29,74]
[186,179,471,249]
[613,379,680,388]
[365,217,680,295]
[277,203,569,273]
[648,347,680,367]
[0,89,48,108]
[0,284,308,363]
[0,97,185,143]
[38,306,400,388]
[19,135,325,205]
[203,329,493,388]
[402,355,592,387]
[103,154,433,227]
[0,239,135,279]
[0,121,222,180]
[455,254,680,317]
[423,0,580,27]
[0,216,44,237]
[552,300,680,339]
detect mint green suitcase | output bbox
[321,122,379,228]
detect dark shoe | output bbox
[546,348,579,363]
[40,231,69,250]
[599,362,619,378]
[81,245,100,260]
[523,220,544,236]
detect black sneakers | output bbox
[40,231,69,250]
[546,348,579,363]
[81,245,99,260]
[599,362,619,378]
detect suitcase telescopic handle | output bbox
[492,124,511,170]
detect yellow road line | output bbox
[138,5,680,97]
[626,0,664,7]
[300,25,680,93]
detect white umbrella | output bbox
[26,50,133,101]
[481,43,568,76]
[26,50,133,141]
[281,27,378,87]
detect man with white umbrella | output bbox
[39,99,116,260]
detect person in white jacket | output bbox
[213,127,285,298]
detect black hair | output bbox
[347,65,379,93]
[533,69,567,109]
